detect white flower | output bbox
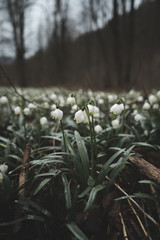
[67,96,76,105]
[14,106,21,115]
[50,93,57,101]
[153,103,159,110]
[87,105,100,118]
[74,110,88,123]
[0,164,8,174]
[144,130,148,136]
[125,105,129,110]
[143,102,150,110]
[59,96,65,107]
[129,89,135,96]
[108,95,114,103]
[28,103,37,109]
[93,106,100,115]
[133,109,138,115]
[111,119,120,127]
[98,98,104,104]
[43,102,49,109]
[148,94,157,105]
[157,90,160,99]
[132,103,137,109]
[134,113,144,122]
[0,96,8,104]
[87,104,94,114]
[40,117,48,125]
[51,104,57,110]
[110,103,124,115]
[71,104,78,113]
[137,96,143,102]
[94,125,103,133]
[51,108,63,120]
[24,107,31,116]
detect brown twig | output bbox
[96,171,160,228]
[18,144,30,199]
[119,212,128,240]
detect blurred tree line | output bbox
[0,0,160,90]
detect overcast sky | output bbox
[0,0,142,58]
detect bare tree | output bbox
[51,0,70,84]
[125,0,135,86]
[3,0,33,86]
[111,0,123,87]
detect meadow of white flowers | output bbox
[0,87,160,239]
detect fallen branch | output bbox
[129,156,160,185]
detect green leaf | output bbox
[116,193,156,202]
[62,174,72,210]
[133,142,157,150]
[84,185,105,211]
[33,178,51,196]
[78,186,92,198]
[138,180,160,189]
[97,148,125,184]
[67,222,88,240]
[74,131,89,182]
[64,132,82,172]
[107,145,135,191]
[0,215,44,226]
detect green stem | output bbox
[121,106,126,133]
[89,120,95,177]
[60,119,67,160]
[92,115,97,162]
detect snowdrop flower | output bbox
[98,98,104,105]
[108,94,114,103]
[87,105,100,118]
[51,104,57,110]
[87,104,94,114]
[93,106,100,115]
[0,164,8,174]
[43,102,49,109]
[67,96,76,105]
[153,103,159,110]
[71,104,78,113]
[134,113,144,122]
[50,93,57,101]
[110,103,124,115]
[74,110,88,123]
[59,96,65,107]
[137,96,144,102]
[129,89,135,96]
[51,108,63,120]
[40,117,48,125]
[125,104,129,110]
[133,109,138,115]
[144,130,148,136]
[94,125,103,133]
[88,90,93,97]
[148,94,157,105]
[143,102,150,110]
[111,119,120,127]
[157,90,160,99]
[24,107,31,116]
[132,103,137,109]
[28,103,37,109]
[0,96,8,104]
[14,106,21,115]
